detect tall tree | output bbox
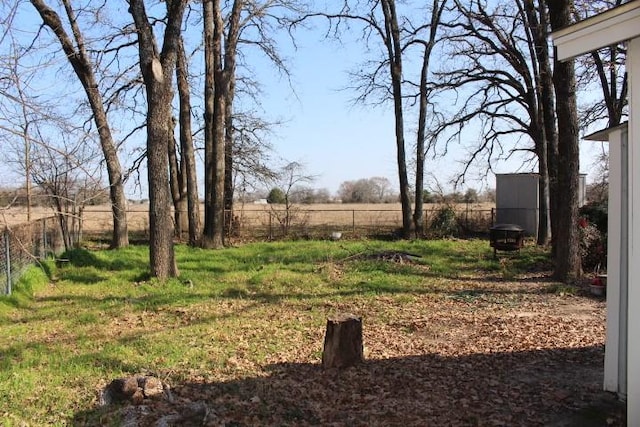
[202,0,228,249]
[175,36,201,246]
[433,0,554,244]
[203,0,216,247]
[128,0,187,279]
[411,0,448,237]
[523,0,556,246]
[30,0,129,248]
[547,0,582,281]
[299,1,415,237]
[204,0,298,245]
[380,0,412,238]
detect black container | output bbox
[489,224,525,257]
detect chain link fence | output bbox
[1,207,495,294]
[77,205,495,242]
[228,207,494,240]
[1,216,64,295]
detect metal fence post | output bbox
[4,230,11,295]
[42,217,48,257]
[352,210,356,232]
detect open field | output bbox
[1,202,496,240]
[0,240,622,426]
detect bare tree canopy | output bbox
[30,0,131,248]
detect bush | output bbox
[267,188,286,204]
[578,202,607,273]
[428,206,459,238]
[578,217,606,273]
[579,202,607,234]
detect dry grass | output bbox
[2,202,495,237]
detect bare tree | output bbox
[223,0,306,219]
[547,0,582,281]
[338,177,395,203]
[380,0,412,237]
[29,129,103,251]
[432,0,555,244]
[129,0,187,279]
[175,35,201,246]
[1,42,35,222]
[202,0,228,249]
[409,0,448,237]
[522,0,556,246]
[203,0,302,247]
[229,113,280,200]
[295,0,419,237]
[268,161,315,236]
[29,0,130,249]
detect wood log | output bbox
[322,313,363,369]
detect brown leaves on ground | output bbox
[78,274,623,427]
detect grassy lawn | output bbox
[0,239,611,426]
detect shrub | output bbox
[428,206,459,238]
[578,217,606,273]
[267,188,286,204]
[578,202,607,273]
[579,202,607,234]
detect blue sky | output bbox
[249,21,607,196]
[0,2,607,198]
[257,32,399,192]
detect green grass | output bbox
[0,239,551,425]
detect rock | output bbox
[100,377,141,405]
[138,375,165,398]
[100,375,170,406]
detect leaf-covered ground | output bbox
[75,275,619,426]
[1,242,623,426]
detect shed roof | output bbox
[584,122,629,142]
[552,1,640,61]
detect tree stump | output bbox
[322,313,363,369]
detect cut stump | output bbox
[322,313,363,369]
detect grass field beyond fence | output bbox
[0,239,609,426]
[1,203,495,241]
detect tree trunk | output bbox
[30,0,129,249]
[224,78,235,235]
[168,117,187,239]
[203,0,226,249]
[322,314,363,369]
[535,0,557,247]
[203,0,215,244]
[413,1,445,238]
[414,47,428,238]
[146,82,178,279]
[176,37,201,246]
[381,0,412,238]
[537,148,551,245]
[522,0,553,246]
[129,0,185,279]
[547,0,581,282]
[223,1,243,237]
